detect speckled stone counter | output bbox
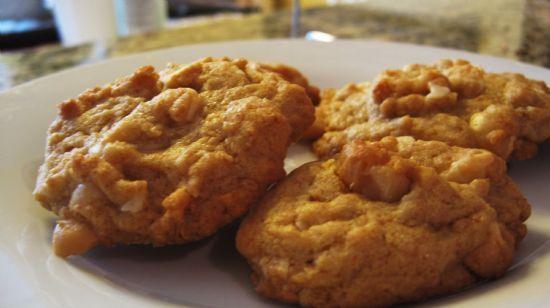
[0,0,548,91]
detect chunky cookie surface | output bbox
[313,59,550,160]
[237,137,530,307]
[33,57,315,256]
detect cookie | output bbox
[313,59,550,160]
[258,63,321,106]
[237,136,530,307]
[33,57,315,257]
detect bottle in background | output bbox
[46,0,118,46]
[115,0,168,36]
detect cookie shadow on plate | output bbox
[508,139,550,215]
[208,220,294,307]
[207,219,251,288]
[67,233,220,306]
[66,221,291,307]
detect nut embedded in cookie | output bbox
[336,140,414,203]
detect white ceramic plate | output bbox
[1,39,549,308]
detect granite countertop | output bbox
[0,0,548,91]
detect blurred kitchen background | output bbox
[0,0,548,90]
[1,0,324,49]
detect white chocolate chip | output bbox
[427,83,451,99]
[121,194,146,213]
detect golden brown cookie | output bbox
[313,59,550,160]
[237,136,530,307]
[33,57,315,257]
